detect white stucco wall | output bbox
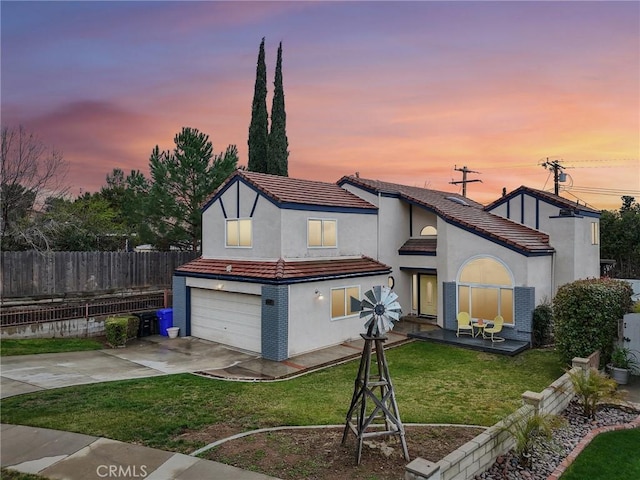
[202,180,379,261]
[544,216,600,289]
[485,193,600,293]
[287,274,389,357]
[280,209,378,259]
[439,221,554,309]
[201,181,283,259]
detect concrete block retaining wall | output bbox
[405,351,600,480]
[1,317,106,339]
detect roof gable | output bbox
[203,170,377,213]
[339,176,553,256]
[485,186,601,217]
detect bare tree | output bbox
[1,126,69,249]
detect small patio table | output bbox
[472,319,487,338]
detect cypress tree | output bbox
[267,41,289,176]
[248,37,269,173]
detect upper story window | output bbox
[591,222,599,245]
[331,286,360,320]
[420,225,437,236]
[308,218,337,248]
[226,219,252,247]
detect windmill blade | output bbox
[350,296,363,313]
[386,310,400,321]
[372,285,383,302]
[377,285,390,305]
[364,289,377,305]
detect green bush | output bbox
[532,302,553,347]
[552,278,633,365]
[105,315,139,348]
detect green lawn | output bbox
[0,468,50,480]
[0,342,563,453]
[0,338,104,356]
[560,428,640,480]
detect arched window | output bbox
[420,225,437,236]
[457,257,514,324]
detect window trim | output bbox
[225,218,253,248]
[307,218,338,248]
[457,256,514,325]
[330,285,361,321]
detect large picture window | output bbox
[457,257,514,324]
[331,286,360,320]
[226,219,252,247]
[308,219,337,247]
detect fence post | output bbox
[164,289,168,308]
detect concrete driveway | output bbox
[0,336,258,399]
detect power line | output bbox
[449,165,482,197]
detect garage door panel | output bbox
[190,289,261,353]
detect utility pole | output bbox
[541,158,565,195]
[449,165,482,197]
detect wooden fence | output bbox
[1,251,198,300]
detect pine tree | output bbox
[267,41,289,176]
[248,37,268,173]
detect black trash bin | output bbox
[136,311,157,337]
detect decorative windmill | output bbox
[341,285,409,465]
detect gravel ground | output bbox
[474,400,639,480]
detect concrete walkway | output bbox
[0,326,417,479]
[1,423,279,480]
[1,329,414,399]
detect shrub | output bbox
[552,278,633,365]
[532,302,553,347]
[105,315,139,348]
[568,368,618,418]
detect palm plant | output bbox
[568,367,618,418]
[500,412,564,466]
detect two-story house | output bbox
[172,170,600,361]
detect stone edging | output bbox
[546,412,640,480]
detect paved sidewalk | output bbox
[1,423,279,480]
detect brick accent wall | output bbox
[261,284,289,361]
[172,276,188,337]
[442,281,457,331]
[512,286,534,343]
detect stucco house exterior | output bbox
[172,170,600,361]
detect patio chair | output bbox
[456,312,474,337]
[484,315,505,342]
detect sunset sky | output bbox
[2,1,638,211]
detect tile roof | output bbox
[484,186,601,215]
[339,176,554,256]
[175,256,391,284]
[398,238,437,255]
[204,170,377,212]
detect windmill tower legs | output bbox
[341,330,410,465]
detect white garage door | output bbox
[190,288,262,353]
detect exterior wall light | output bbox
[315,289,324,300]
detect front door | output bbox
[419,274,438,317]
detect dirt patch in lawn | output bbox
[193,425,485,480]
